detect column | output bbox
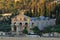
[11,24,14,32]
[16,26,19,35]
[27,22,30,33]
[27,19,30,33]
[11,26,14,32]
[11,24,15,35]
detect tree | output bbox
[24,10,33,17]
[44,1,47,17]
[32,26,42,36]
[53,4,60,17]
[56,16,60,25]
[0,24,11,32]
[53,24,60,33]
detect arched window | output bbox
[25,23,28,25]
[14,26,16,32]
[20,23,22,26]
[25,23,28,29]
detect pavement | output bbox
[0,37,60,40]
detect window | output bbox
[25,23,28,26]
[20,23,22,26]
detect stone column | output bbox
[11,24,16,35]
[27,19,30,33]
[11,26,14,32]
[15,23,19,35]
[15,21,20,35]
[27,22,30,33]
[11,24,14,32]
[16,26,19,35]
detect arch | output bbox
[25,23,28,25]
[20,22,22,26]
[24,23,28,29]
[14,26,16,32]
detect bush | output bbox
[0,15,2,17]
[32,27,42,35]
[44,25,60,33]
[22,27,28,34]
[33,27,39,33]
[54,24,60,33]
[43,26,52,33]
[56,16,60,25]
[0,24,11,32]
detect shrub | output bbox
[43,26,52,33]
[32,26,42,35]
[54,24,60,33]
[56,16,60,25]
[33,27,39,33]
[0,24,11,32]
[22,27,28,34]
[44,24,60,33]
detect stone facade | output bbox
[11,10,30,33]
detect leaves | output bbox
[32,27,40,34]
[22,28,28,34]
[0,24,11,32]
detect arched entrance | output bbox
[19,22,22,31]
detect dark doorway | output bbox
[25,23,28,29]
[14,26,16,32]
[20,23,22,26]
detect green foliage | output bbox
[24,11,33,17]
[22,28,28,34]
[0,16,11,24]
[52,4,60,17]
[32,27,41,34]
[24,9,40,17]
[44,26,52,33]
[0,24,11,32]
[44,2,47,17]
[10,8,19,18]
[33,27,39,33]
[56,16,60,25]
[0,14,2,17]
[54,24,60,33]
[44,24,60,33]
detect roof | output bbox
[11,13,31,20]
